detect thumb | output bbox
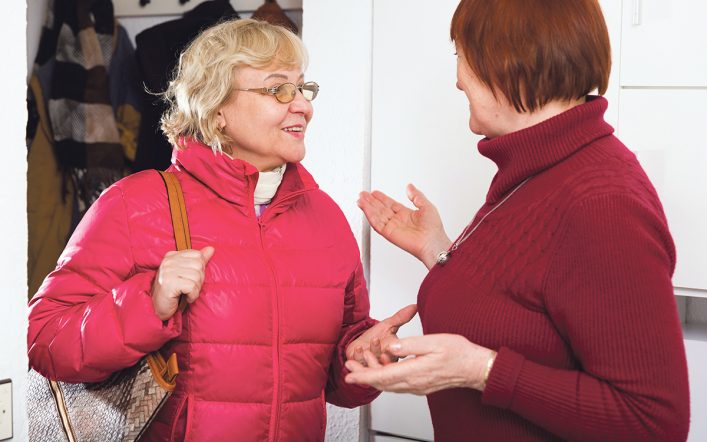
[386,335,435,358]
[406,183,430,210]
[200,246,216,263]
[386,304,418,328]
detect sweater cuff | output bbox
[481,346,525,409]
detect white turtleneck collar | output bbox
[254,164,286,205]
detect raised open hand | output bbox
[358,184,451,269]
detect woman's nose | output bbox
[289,89,312,114]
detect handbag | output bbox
[27,171,191,441]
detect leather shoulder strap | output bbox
[157,171,191,251]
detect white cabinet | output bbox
[684,325,707,442]
[619,0,707,86]
[617,89,707,291]
[598,0,624,128]
[370,393,433,442]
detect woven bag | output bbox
[27,171,191,441]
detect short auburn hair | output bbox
[450,0,611,112]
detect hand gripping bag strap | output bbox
[157,171,192,314]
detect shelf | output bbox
[114,0,302,17]
[675,287,707,299]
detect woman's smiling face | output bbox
[217,66,313,171]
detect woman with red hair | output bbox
[348,1,690,440]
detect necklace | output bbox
[436,177,532,265]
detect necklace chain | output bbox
[436,177,532,265]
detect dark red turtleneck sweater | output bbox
[417,97,690,441]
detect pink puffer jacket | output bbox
[28,139,379,441]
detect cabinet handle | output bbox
[632,0,642,25]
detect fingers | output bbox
[385,335,440,359]
[358,192,393,233]
[359,190,406,214]
[371,338,382,360]
[176,275,202,303]
[345,354,420,392]
[354,346,365,366]
[200,246,216,263]
[157,247,215,300]
[369,190,400,210]
[363,349,383,369]
[379,353,395,365]
[385,304,418,328]
[406,183,431,210]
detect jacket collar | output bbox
[172,138,319,216]
[478,96,614,204]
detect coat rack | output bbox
[115,0,301,17]
[140,0,191,6]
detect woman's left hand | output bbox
[344,334,495,394]
[346,304,418,365]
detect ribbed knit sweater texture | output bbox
[417,96,690,441]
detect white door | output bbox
[368,0,491,440]
[619,0,707,86]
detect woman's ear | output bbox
[215,109,226,132]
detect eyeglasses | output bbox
[234,81,319,103]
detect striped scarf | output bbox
[36,0,126,215]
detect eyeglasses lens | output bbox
[300,82,319,101]
[275,83,297,103]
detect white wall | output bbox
[302,1,374,440]
[26,0,48,79]
[0,2,28,441]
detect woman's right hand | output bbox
[151,246,215,321]
[358,184,451,269]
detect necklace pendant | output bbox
[435,251,450,266]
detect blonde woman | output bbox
[28,19,413,441]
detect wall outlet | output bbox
[0,379,11,441]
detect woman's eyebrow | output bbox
[263,73,305,81]
[264,73,288,81]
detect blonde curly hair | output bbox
[160,19,308,152]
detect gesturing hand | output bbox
[357,185,451,269]
[346,304,417,366]
[151,246,215,321]
[344,333,496,395]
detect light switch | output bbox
[0,379,11,441]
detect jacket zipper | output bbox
[259,218,281,442]
[259,189,309,441]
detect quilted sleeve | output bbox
[27,184,182,383]
[326,260,381,407]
